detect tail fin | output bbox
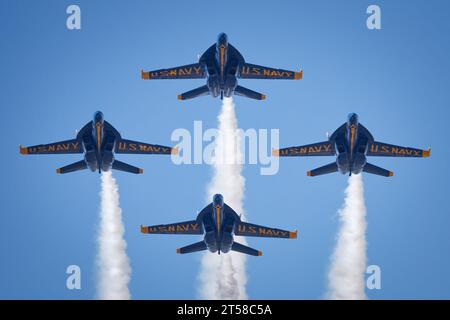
[178,85,209,100]
[231,241,262,256]
[176,241,207,254]
[363,162,393,177]
[234,85,266,100]
[307,162,338,177]
[56,160,88,174]
[112,160,143,174]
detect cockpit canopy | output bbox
[213,194,224,207]
[94,111,104,125]
[347,113,358,127]
[216,33,228,48]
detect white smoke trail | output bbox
[327,173,367,300]
[198,97,248,300]
[97,171,131,300]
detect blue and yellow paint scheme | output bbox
[141,33,302,101]
[273,113,430,177]
[141,194,297,256]
[20,111,177,174]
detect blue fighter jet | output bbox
[141,33,302,100]
[141,194,297,256]
[20,111,177,174]
[273,113,430,177]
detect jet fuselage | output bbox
[200,33,244,99]
[332,113,372,175]
[200,194,239,254]
[81,111,116,173]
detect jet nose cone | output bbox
[347,113,358,124]
[217,33,228,44]
[213,194,224,206]
[94,111,104,123]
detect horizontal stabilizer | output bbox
[176,241,207,254]
[112,160,143,174]
[231,241,262,256]
[234,85,266,100]
[307,162,338,177]
[56,160,88,174]
[363,162,393,177]
[178,85,210,100]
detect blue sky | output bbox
[1,0,449,299]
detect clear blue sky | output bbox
[1,0,449,299]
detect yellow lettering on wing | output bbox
[381,145,390,153]
[251,67,261,75]
[71,142,79,150]
[148,227,158,233]
[179,68,192,76]
[194,66,202,75]
[118,142,127,151]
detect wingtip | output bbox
[294,69,303,80]
[140,225,146,233]
[19,145,28,155]
[388,171,394,177]
[56,168,62,174]
[176,248,181,254]
[306,171,312,177]
[289,230,298,239]
[257,251,263,256]
[138,168,144,174]
[177,94,183,100]
[261,94,266,100]
[171,146,179,155]
[141,69,150,80]
[272,148,280,156]
[423,148,431,158]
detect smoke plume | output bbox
[198,97,248,299]
[97,171,131,300]
[327,173,367,300]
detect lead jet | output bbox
[20,111,177,174]
[141,33,302,100]
[141,194,297,256]
[273,113,430,177]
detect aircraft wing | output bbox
[238,63,302,80]
[140,220,203,235]
[141,63,206,79]
[115,139,177,155]
[20,139,82,155]
[273,141,335,157]
[234,221,297,239]
[367,141,431,157]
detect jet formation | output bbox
[273,113,430,177]
[141,33,302,100]
[20,111,177,174]
[141,194,297,256]
[19,32,431,259]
